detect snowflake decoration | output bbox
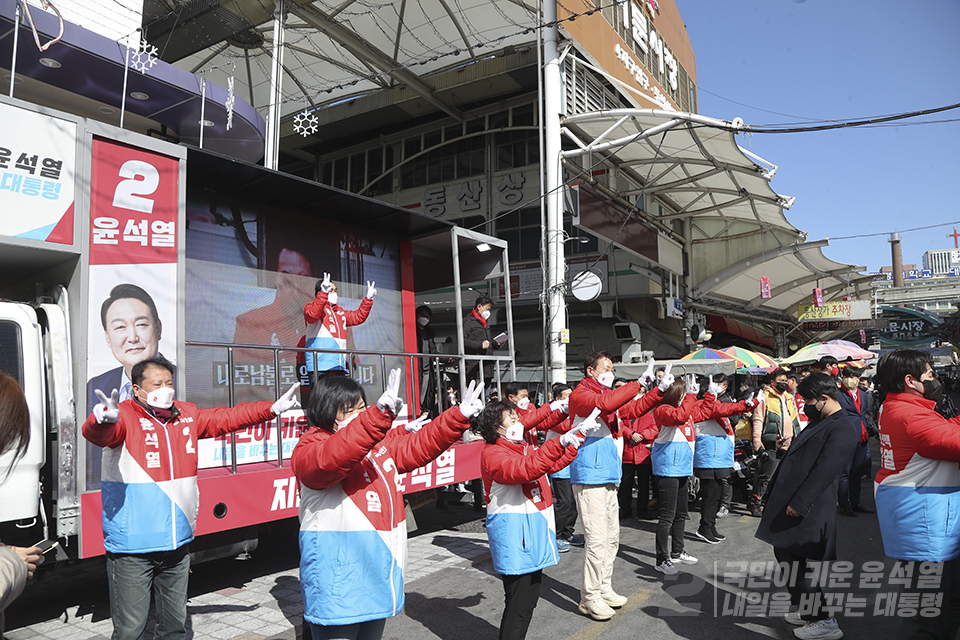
[293,110,318,137]
[130,39,158,75]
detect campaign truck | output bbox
[0,95,514,562]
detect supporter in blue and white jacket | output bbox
[874,350,960,640]
[650,377,715,575]
[692,374,757,544]
[291,371,484,640]
[566,353,663,620]
[478,401,598,640]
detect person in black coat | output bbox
[836,366,876,517]
[462,295,501,388]
[755,373,859,638]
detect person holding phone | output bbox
[0,371,42,637]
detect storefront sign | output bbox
[797,300,871,322]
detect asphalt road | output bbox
[7,454,912,640]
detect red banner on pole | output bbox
[813,288,824,307]
[760,276,771,299]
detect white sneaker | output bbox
[717,506,730,518]
[671,551,698,565]
[578,598,615,621]
[601,591,628,608]
[655,560,679,575]
[784,610,806,626]
[793,618,843,640]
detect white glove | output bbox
[272,383,301,416]
[657,364,674,393]
[366,280,377,299]
[549,397,569,414]
[319,273,333,293]
[458,379,485,419]
[376,368,403,415]
[689,377,700,396]
[639,358,656,386]
[94,388,120,424]
[560,408,602,448]
[746,397,760,410]
[707,375,724,397]
[405,415,430,433]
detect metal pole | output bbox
[452,229,466,397]
[9,0,20,97]
[264,0,285,169]
[543,0,566,385]
[199,77,206,149]
[120,44,130,129]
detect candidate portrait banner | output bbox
[84,137,180,490]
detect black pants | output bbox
[500,570,542,640]
[773,548,828,621]
[654,476,688,564]
[837,440,871,509]
[753,449,781,504]
[619,463,653,517]
[551,476,576,539]
[896,556,960,640]
[698,476,723,536]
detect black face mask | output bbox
[923,378,943,403]
[775,382,789,393]
[803,401,822,423]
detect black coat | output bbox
[754,408,859,560]
[462,312,492,381]
[837,386,877,437]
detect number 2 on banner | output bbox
[113,160,160,213]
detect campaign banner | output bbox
[0,103,76,244]
[84,138,180,490]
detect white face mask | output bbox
[144,386,175,409]
[328,292,339,306]
[597,371,615,388]
[515,397,530,410]
[502,422,524,442]
[417,316,429,326]
[334,411,360,432]
[480,309,491,320]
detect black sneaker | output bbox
[693,530,721,545]
[712,530,726,541]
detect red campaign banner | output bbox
[89,138,179,266]
[813,287,824,308]
[759,276,771,299]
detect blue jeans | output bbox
[307,619,386,640]
[106,546,190,640]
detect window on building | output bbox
[497,208,541,262]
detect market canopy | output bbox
[561,110,801,246]
[690,240,874,317]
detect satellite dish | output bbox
[570,271,602,301]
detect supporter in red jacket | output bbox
[619,389,660,520]
[84,355,299,640]
[292,371,485,640]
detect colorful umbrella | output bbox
[721,346,778,369]
[781,341,876,366]
[681,348,736,361]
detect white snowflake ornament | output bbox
[130,39,158,74]
[293,110,318,137]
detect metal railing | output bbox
[185,341,515,473]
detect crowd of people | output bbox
[3,277,959,640]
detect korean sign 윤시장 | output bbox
[0,102,76,244]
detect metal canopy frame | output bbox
[560,109,799,246]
